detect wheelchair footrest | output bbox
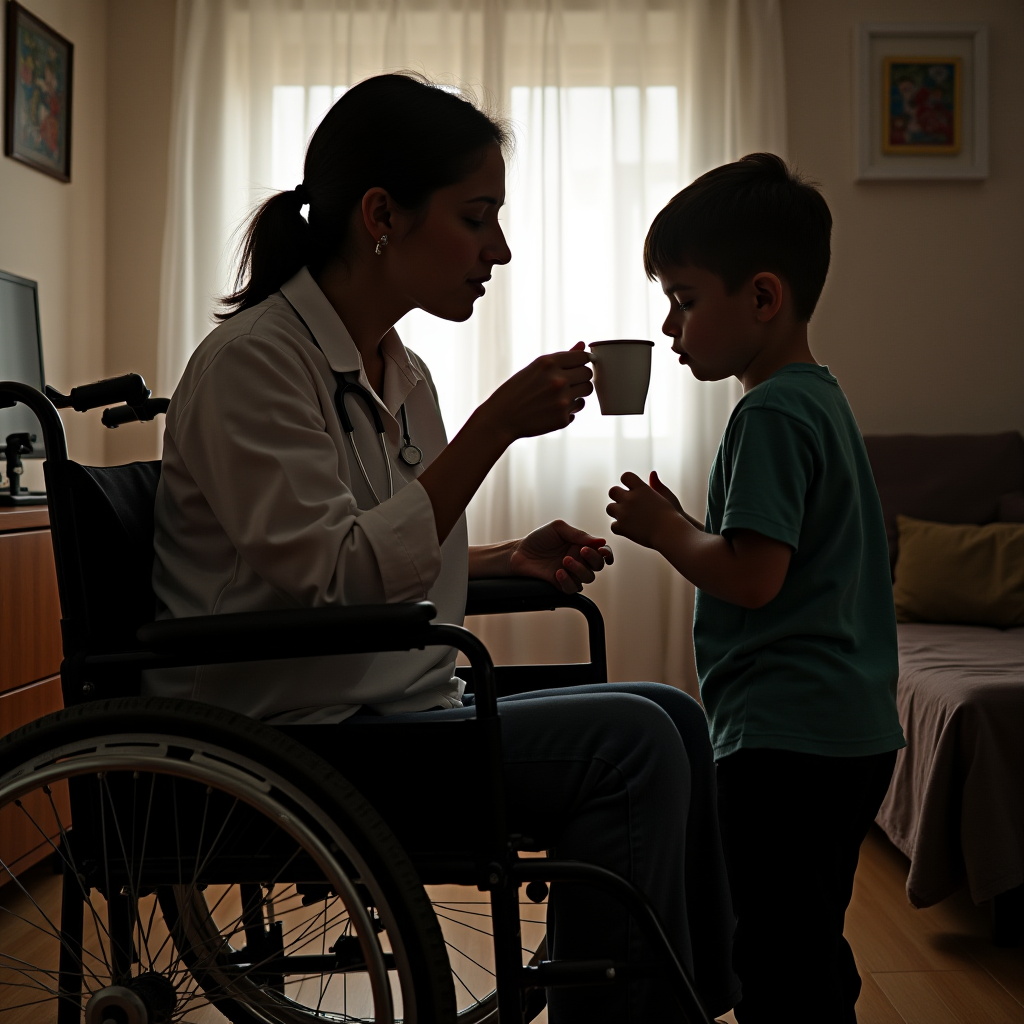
[522,959,645,989]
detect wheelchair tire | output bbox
[0,697,456,1024]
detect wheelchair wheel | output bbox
[426,882,548,1024]
[0,698,455,1023]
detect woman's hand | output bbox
[418,343,593,546]
[508,520,613,594]
[478,342,594,445]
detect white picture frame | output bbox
[856,23,988,180]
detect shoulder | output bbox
[749,365,837,408]
[720,375,828,472]
[171,294,327,415]
[733,366,842,432]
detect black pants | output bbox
[715,748,897,1023]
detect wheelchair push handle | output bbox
[102,397,170,428]
[46,373,151,412]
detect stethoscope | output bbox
[334,375,422,506]
[283,302,422,507]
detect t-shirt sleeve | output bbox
[719,406,817,550]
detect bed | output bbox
[864,432,1024,940]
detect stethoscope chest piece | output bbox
[400,443,423,466]
[334,373,422,504]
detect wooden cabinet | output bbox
[0,506,65,880]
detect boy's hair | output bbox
[643,153,832,322]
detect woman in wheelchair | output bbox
[144,73,738,1021]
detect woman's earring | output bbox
[374,234,389,256]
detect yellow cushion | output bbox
[893,515,1024,628]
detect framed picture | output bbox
[856,24,987,180]
[882,56,961,155]
[4,1,74,182]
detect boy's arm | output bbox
[648,470,706,531]
[608,472,792,609]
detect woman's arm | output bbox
[468,541,518,578]
[417,345,593,544]
[468,521,613,594]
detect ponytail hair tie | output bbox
[293,182,311,205]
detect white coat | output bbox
[145,267,469,722]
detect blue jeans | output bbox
[347,682,738,1022]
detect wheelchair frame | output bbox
[0,375,712,1024]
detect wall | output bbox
[4,1,1019,471]
[0,0,108,468]
[104,0,176,464]
[782,0,1024,437]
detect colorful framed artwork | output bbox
[4,1,74,182]
[882,57,961,155]
[856,25,987,180]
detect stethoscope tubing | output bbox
[336,379,421,506]
[348,428,394,507]
[281,301,421,505]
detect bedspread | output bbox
[876,623,1024,908]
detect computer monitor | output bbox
[0,269,46,458]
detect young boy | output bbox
[607,153,905,1023]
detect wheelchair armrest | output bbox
[137,602,439,662]
[467,576,584,615]
[84,605,499,717]
[466,577,607,681]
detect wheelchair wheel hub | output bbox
[84,972,177,1024]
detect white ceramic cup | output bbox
[588,340,655,415]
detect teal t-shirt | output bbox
[694,363,905,760]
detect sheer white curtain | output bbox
[159,0,786,696]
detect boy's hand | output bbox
[649,470,684,515]
[609,473,793,608]
[607,472,683,550]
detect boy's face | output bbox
[656,264,776,382]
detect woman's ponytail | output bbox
[218,72,509,320]
[217,186,312,320]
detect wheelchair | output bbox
[0,374,713,1024]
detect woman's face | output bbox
[387,143,511,322]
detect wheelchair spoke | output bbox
[420,883,550,1023]
[280,900,351,950]
[442,938,494,978]
[2,713,427,1024]
[40,785,122,968]
[161,845,302,987]
[0,994,73,1012]
[0,967,62,996]
[133,772,160,972]
[99,774,161,975]
[0,861,110,987]
[432,901,547,926]
[449,962,487,1006]
[316,926,333,1013]
[433,910,496,941]
[190,793,244,885]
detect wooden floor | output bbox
[718,825,1024,1023]
[3,824,1020,1022]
